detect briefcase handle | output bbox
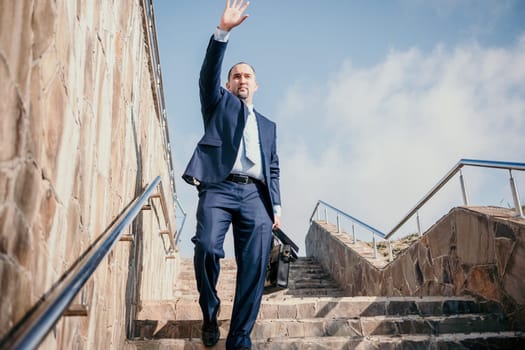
[272,228,299,253]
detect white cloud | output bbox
[276,35,525,253]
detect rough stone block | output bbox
[417,300,443,316]
[296,319,327,337]
[42,75,67,183]
[29,239,52,299]
[259,303,278,319]
[361,317,398,336]
[390,255,412,294]
[28,63,44,162]
[416,240,434,277]
[0,170,11,207]
[325,319,361,337]
[397,318,434,335]
[0,0,32,99]
[14,161,41,224]
[363,266,383,295]
[456,210,494,265]
[32,0,56,59]
[313,300,341,318]
[4,256,32,331]
[427,213,455,259]
[277,303,297,318]
[0,205,31,267]
[0,59,23,162]
[37,186,57,241]
[387,300,418,316]
[438,314,505,334]
[321,299,380,318]
[405,257,420,294]
[360,300,388,317]
[465,265,502,301]
[494,237,515,277]
[0,255,15,338]
[502,238,525,304]
[139,302,176,321]
[295,301,316,318]
[219,303,233,320]
[493,221,517,240]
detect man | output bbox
[182,1,282,349]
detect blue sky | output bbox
[153,0,525,257]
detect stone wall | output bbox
[0,1,178,349]
[306,207,525,328]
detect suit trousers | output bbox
[192,179,273,349]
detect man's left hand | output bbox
[272,215,281,230]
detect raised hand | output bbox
[219,0,250,31]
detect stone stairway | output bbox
[126,257,525,349]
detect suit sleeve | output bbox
[199,36,227,122]
[269,123,281,209]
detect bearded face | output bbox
[226,63,258,104]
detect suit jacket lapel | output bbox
[254,110,271,166]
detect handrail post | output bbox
[174,195,187,245]
[509,170,524,218]
[372,234,377,259]
[309,201,320,224]
[336,214,340,233]
[352,224,356,244]
[459,169,469,205]
[388,240,393,261]
[416,211,422,236]
[324,207,328,223]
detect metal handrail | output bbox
[141,0,187,239]
[385,159,525,239]
[309,200,391,260]
[148,180,177,253]
[310,159,524,249]
[174,195,188,245]
[0,177,162,350]
[309,200,385,238]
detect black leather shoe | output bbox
[201,321,219,347]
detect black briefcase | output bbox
[264,229,299,293]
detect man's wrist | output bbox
[273,205,282,217]
[218,24,231,32]
[214,27,230,42]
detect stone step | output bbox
[126,332,525,350]
[291,280,341,287]
[132,313,510,340]
[272,288,347,298]
[136,296,498,322]
[173,282,345,299]
[132,255,520,349]
[172,257,345,302]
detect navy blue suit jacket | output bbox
[183,36,281,216]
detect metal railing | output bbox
[141,0,187,239]
[141,180,178,256]
[174,195,188,245]
[310,158,525,259]
[386,159,524,239]
[0,177,169,350]
[310,200,393,260]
